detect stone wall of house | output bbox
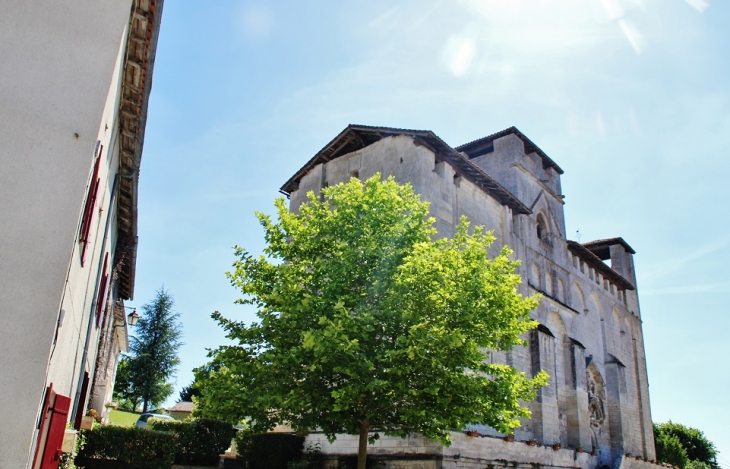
[288,129,656,468]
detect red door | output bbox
[40,392,71,469]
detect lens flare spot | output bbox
[684,0,709,13]
[442,35,477,78]
[599,0,625,20]
[618,19,645,55]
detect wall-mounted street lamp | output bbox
[115,303,140,328]
[126,309,139,326]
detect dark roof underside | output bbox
[566,240,635,290]
[581,237,636,257]
[114,0,164,300]
[456,126,564,175]
[280,124,531,215]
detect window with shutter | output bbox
[96,253,110,328]
[72,372,90,430]
[39,390,71,469]
[79,144,103,266]
[32,384,54,469]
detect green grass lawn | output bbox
[108,409,140,427]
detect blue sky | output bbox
[131,0,730,461]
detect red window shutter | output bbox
[79,145,103,267]
[96,253,110,328]
[40,393,71,469]
[32,384,54,469]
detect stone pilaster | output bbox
[605,357,627,461]
[530,327,560,445]
[566,339,592,450]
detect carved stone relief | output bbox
[587,367,606,449]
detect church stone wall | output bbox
[287,129,655,468]
[304,432,667,469]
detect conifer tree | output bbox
[178,378,202,402]
[127,288,183,413]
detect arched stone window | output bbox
[547,312,573,447]
[531,263,541,288]
[545,272,553,296]
[557,278,565,303]
[571,282,585,313]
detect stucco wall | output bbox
[0,1,133,467]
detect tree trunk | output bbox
[358,419,370,469]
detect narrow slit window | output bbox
[536,214,548,241]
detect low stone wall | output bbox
[304,432,596,469]
[171,465,219,469]
[618,455,677,469]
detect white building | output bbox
[0,1,163,468]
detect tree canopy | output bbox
[196,175,547,469]
[179,364,213,402]
[654,421,718,469]
[112,355,139,412]
[113,288,183,413]
[179,380,202,403]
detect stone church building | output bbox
[280,125,656,468]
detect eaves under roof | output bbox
[280,124,531,215]
[581,237,636,255]
[566,240,635,291]
[114,0,164,300]
[456,126,564,175]
[113,302,129,352]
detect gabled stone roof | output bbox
[280,124,532,215]
[456,126,564,175]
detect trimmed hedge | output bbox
[75,425,177,469]
[235,433,305,469]
[336,455,383,469]
[149,418,236,466]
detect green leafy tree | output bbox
[686,461,712,469]
[127,288,183,413]
[112,355,140,411]
[196,175,547,469]
[179,377,202,402]
[654,422,719,469]
[656,430,689,469]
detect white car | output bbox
[135,412,174,428]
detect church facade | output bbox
[281,125,655,468]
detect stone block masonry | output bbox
[284,125,657,469]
